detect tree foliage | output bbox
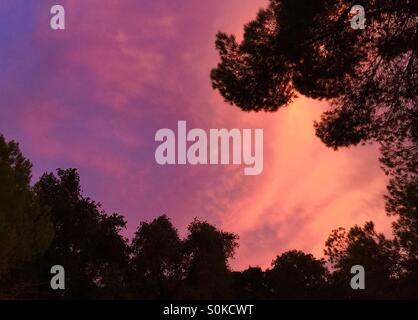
[1,175,417,299]
[182,219,239,299]
[325,222,402,298]
[130,215,183,299]
[33,169,130,298]
[266,250,328,299]
[211,0,417,259]
[0,135,53,280]
[1,132,417,299]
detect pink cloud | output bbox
[3,0,394,271]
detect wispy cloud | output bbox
[0,0,391,270]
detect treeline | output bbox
[0,134,417,299]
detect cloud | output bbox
[0,0,393,271]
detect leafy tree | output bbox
[33,169,130,299]
[383,136,418,259]
[324,222,401,299]
[0,134,53,281]
[211,0,417,257]
[3,136,417,299]
[130,215,183,299]
[211,0,416,112]
[266,250,329,299]
[182,219,239,299]
[232,267,269,299]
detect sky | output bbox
[0,0,393,270]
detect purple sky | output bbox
[0,0,393,269]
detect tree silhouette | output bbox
[0,135,53,284]
[182,219,239,299]
[211,0,416,112]
[1,133,418,299]
[33,169,130,299]
[130,215,183,299]
[383,136,418,259]
[232,267,269,299]
[266,250,329,299]
[211,0,417,262]
[324,222,402,299]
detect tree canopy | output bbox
[211,0,417,261]
[0,151,417,298]
[0,135,53,280]
[34,168,131,298]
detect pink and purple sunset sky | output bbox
[0,0,393,269]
